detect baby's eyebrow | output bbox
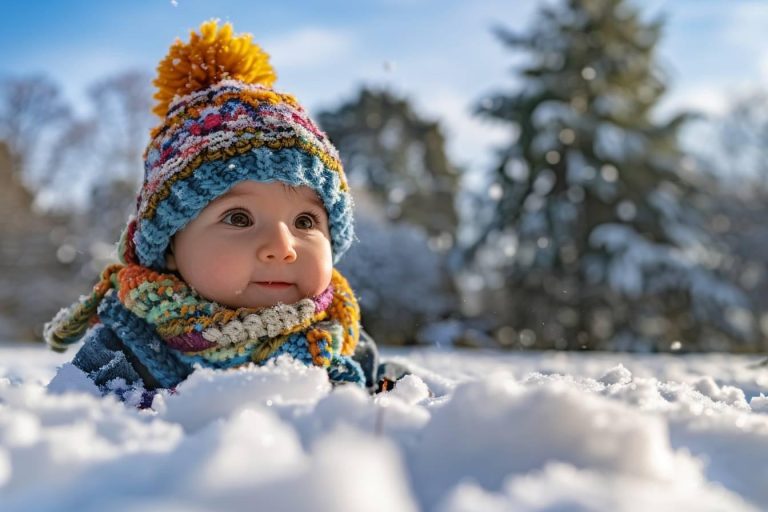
[216,185,325,210]
[216,188,248,201]
[306,193,324,209]
[281,184,324,209]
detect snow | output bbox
[2,344,768,511]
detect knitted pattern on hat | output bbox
[121,20,353,269]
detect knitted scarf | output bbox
[45,264,360,373]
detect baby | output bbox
[44,21,384,404]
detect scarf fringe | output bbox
[44,264,123,352]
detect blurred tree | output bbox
[0,141,83,342]
[470,0,755,351]
[45,71,152,199]
[718,90,768,187]
[44,117,100,207]
[319,88,461,344]
[318,88,460,248]
[86,70,154,182]
[701,90,768,350]
[74,71,152,246]
[0,75,70,177]
[338,209,456,344]
[45,71,153,271]
[707,189,768,348]
[0,71,154,341]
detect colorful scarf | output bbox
[45,264,360,372]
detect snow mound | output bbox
[1,346,767,511]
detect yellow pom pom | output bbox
[152,19,277,117]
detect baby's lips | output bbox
[252,281,294,288]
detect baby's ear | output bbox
[165,240,178,270]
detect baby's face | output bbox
[166,180,333,309]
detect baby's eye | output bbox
[222,210,253,227]
[294,213,317,230]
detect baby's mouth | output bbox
[253,281,293,289]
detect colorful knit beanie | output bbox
[121,20,353,269]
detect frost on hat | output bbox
[119,20,354,269]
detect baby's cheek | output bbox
[186,247,248,291]
[207,251,249,281]
[302,247,333,296]
[306,271,331,297]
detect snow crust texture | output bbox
[2,345,768,511]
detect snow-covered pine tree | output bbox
[471,0,756,351]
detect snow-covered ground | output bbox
[2,344,768,512]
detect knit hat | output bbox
[120,20,353,270]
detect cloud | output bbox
[265,28,355,70]
[409,87,509,170]
[660,85,730,117]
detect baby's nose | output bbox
[257,223,297,263]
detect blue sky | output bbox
[1,0,767,170]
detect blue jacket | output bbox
[71,293,379,403]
